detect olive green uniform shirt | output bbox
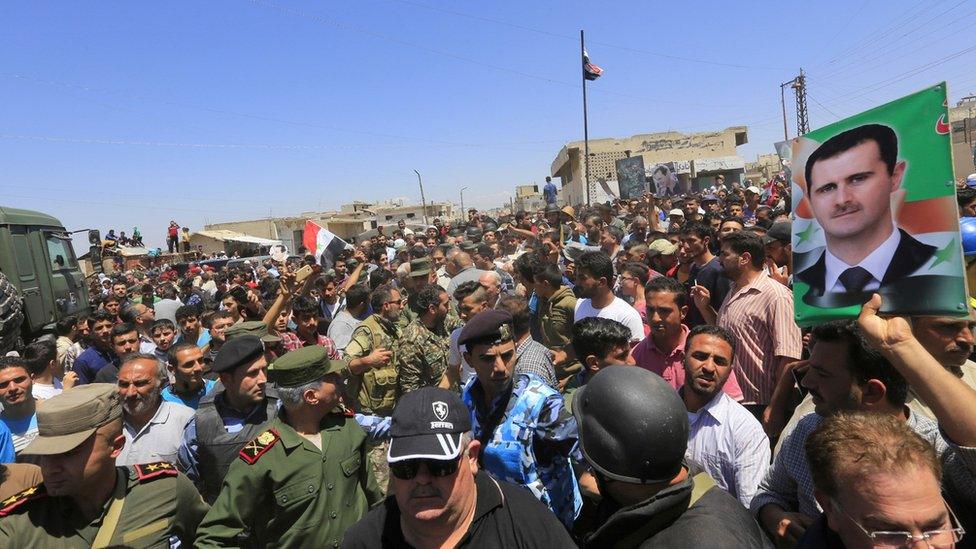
[195,412,382,548]
[0,464,208,548]
[344,314,400,416]
[396,318,451,396]
[537,286,583,384]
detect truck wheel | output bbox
[0,271,24,356]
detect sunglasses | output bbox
[389,456,461,480]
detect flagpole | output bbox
[581,29,590,208]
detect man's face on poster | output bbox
[652,170,667,187]
[807,139,903,244]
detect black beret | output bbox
[212,335,264,374]
[458,309,514,348]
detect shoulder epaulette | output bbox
[133,461,179,482]
[0,484,47,517]
[238,428,280,464]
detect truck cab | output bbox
[0,206,90,342]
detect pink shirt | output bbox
[633,324,743,400]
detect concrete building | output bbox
[745,153,784,184]
[198,199,454,254]
[950,95,976,179]
[514,184,545,213]
[550,126,749,206]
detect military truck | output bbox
[0,206,97,354]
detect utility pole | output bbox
[794,69,810,135]
[413,169,428,226]
[779,69,810,139]
[459,186,468,221]
[581,30,591,208]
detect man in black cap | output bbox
[177,335,279,503]
[196,346,382,547]
[458,309,582,529]
[763,220,792,287]
[574,366,769,547]
[342,387,573,548]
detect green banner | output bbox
[791,82,968,326]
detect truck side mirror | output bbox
[89,245,103,274]
[88,230,101,245]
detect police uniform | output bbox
[0,384,209,548]
[195,346,382,548]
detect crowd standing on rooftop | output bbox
[0,173,975,548]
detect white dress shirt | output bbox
[685,390,770,507]
[824,226,900,293]
[116,400,195,466]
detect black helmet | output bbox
[573,366,688,484]
[465,226,483,242]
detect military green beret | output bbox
[268,346,345,388]
[408,257,432,278]
[225,321,281,344]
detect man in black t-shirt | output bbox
[342,388,572,548]
[679,222,731,328]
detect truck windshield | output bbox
[46,233,78,271]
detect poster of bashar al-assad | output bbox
[651,162,679,198]
[791,82,968,326]
[615,156,646,200]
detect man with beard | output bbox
[459,310,582,529]
[344,284,401,496]
[397,284,452,395]
[114,354,194,466]
[573,251,644,344]
[162,343,216,409]
[692,232,801,422]
[679,325,769,508]
[0,384,208,546]
[679,222,731,328]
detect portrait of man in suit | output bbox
[795,123,936,303]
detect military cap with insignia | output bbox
[22,383,122,455]
[212,335,265,374]
[224,320,281,344]
[457,309,513,349]
[408,257,432,278]
[268,345,345,388]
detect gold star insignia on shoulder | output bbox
[239,429,281,464]
[134,461,178,483]
[0,484,46,517]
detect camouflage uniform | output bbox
[343,313,401,496]
[396,319,451,396]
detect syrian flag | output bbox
[303,220,351,266]
[583,50,603,81]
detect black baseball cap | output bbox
[388,387,472,463]
[762,221,791,245]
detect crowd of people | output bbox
[0,174,975,548]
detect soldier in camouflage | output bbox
[395,284,452,396]
[343,283,402,496]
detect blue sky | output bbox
[3,0,975,249]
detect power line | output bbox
[814,1,975,81]
[384,0,788,70]
[245,0,754,108]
